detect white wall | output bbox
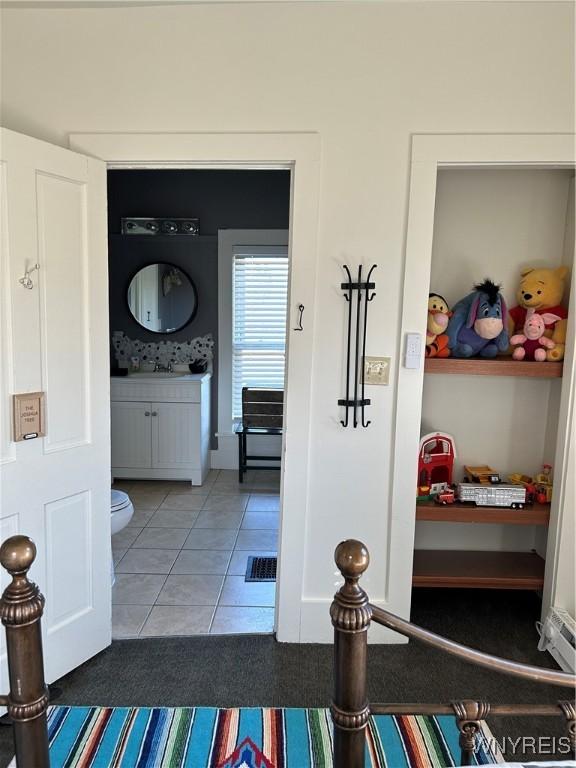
[429,170,572,312]
[1,2,574,640]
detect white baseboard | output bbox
[211,433,283,470]
[210,435,238,469]
[112,467,204,484]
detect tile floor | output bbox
[112,469,279,639]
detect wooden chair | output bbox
[235,387,284,483]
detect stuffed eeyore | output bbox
[446,279,508,358]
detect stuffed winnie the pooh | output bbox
[509,266,569,362]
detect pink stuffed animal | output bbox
[510,308,562,361]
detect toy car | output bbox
[508,474,537,503]
[435,488,456,505]
[463,465,499,484]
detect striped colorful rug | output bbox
[46,706,503,767]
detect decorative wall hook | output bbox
[293,304,305,331]
[19,264,40,290]
[338,264,377,428]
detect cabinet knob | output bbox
[144,411,151,417]
[151,411,158,417]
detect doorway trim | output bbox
[392,133,575,622]
[70,132,321,642]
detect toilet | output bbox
[111,489,134,535]
[111,490,134,584]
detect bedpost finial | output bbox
[0,536,36,576]
[335,540,370,580]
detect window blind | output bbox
[232,246,289,419]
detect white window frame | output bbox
[231,244,289,420]
[217,229,289,437]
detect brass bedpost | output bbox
[559,700,576,753]
[452,700,491,766]
[0,536,50,767]
[330,540,371,768]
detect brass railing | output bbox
[0,535,574,768]
[0,536,50,767]
[330,539,576,768]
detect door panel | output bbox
[111,402,152,469]
[152,403,200,468]
[0,128,110,686]
[37,172,90,452]
[45,492,92,631]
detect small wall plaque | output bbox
[13,392,45,442]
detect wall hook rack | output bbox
[338,264,377,428]
[19,263,40,290]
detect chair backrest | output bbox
[241,388,284,429]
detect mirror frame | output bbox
[126,262,199,334]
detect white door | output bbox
[111,401,152,469]
[0,128,111,685]
[152,403,200,469]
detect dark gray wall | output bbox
[107,169,290,448]
[108,237,216,346]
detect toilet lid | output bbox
[111,490,131,512]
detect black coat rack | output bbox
[338,264,377,428]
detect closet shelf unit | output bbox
[411,165,574,599]
[415,500,550,525]
[413,500,549,589]
[412,550,545,590]
[424,358,563,378]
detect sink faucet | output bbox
[154,362,173,373]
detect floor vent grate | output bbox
[245,556,277,582]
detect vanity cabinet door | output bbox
[111,401,152,468]
[152,403,200,469]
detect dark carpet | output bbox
[1,589,573,766]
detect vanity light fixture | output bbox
[19,263,40,290]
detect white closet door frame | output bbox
[393,134,575,624]
[69,132,321,643]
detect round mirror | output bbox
[127,263,198,333]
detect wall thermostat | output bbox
[404,333,422,369]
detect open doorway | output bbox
[107,169,291,639]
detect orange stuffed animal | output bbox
[426,293,451,358]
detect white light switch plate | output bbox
[364,356,391,385]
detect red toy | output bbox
[435,487,456,505]
[417,432,456,496]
